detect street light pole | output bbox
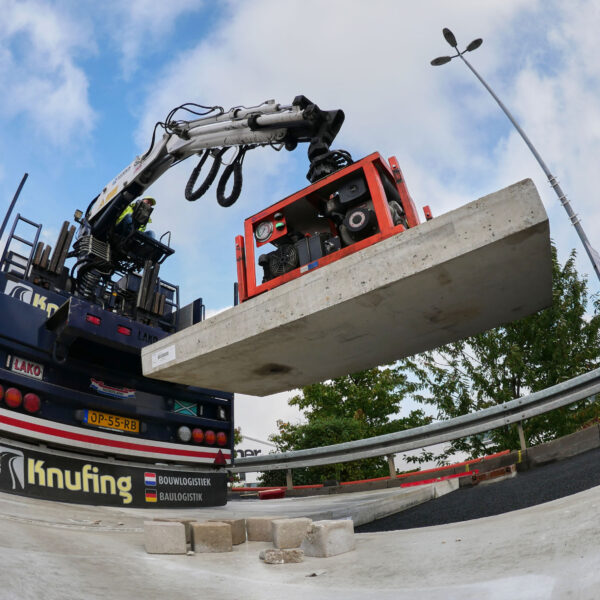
[431,29,600,283]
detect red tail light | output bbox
[192,428,204,443]
[86,314,101,326]
[5,388,22,408]
[23,393,41,413]
[117,325,131,336]
[216,432,227,446]
[205,430,216,445]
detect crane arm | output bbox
[86,96,345,239]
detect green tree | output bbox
[401,247,600,461]
[259,366,431,486]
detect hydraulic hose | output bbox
[185,148,227,201]
[216,149,246,207]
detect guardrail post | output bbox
[517,421,527,451]
[286,468,293,490]
[387,455,396,479]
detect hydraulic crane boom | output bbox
[86,96,346,238]
[72,95,347,305]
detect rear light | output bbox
[192,428,204,443]
[86,314,101,326]
[5,387,22,408]
[23,393,41,413]
[216,432,227,446]
[117,325,131,336]
[177,425,192,442]
[204,430,216,445]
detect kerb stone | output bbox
[301,519,355,558]
[246,516,285,542]
[191,522,232,553]
[272,518,312,549]
[144,521,186,554]
[208,518,246,545]
[153,518,197,544]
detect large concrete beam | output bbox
[142,179,552,396]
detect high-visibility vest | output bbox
[116,202,152,231]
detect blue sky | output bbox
[2,0,600,449]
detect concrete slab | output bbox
[0,482,442,533]
[142,179,552,395]
[0,477,598,598]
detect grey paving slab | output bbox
[142,179,552,395]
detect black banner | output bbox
[0,440,227,508]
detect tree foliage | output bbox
[259,366,431,486]
[401,247,600,460]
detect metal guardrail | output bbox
[231,366,600,473]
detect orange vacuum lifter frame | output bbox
[235,152,430,303]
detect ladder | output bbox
[0,213,42,278]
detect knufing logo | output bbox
[4,281,33,303]
[0,446,25,491]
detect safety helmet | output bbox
[142,197,156,206]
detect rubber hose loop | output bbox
[52,342,68,364]
[185,148,226,201]
[216,157,243,207]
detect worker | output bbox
[115,197,156,239]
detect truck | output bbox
[0,96,422,507]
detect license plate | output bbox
[84,409,139,433]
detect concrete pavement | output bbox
[1,478,598,599]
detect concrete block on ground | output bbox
[433,479,460,498]
[272,517,312,549]
[246,516,285,542]
[208,518,246,545]
[144,521,186,554]
[142,179,552,396]
[153,518,197,544]
[348,486,434,527]
[259,548,304,564]
[301,519,355,558]
[191,521,232,553]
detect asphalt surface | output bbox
[356,446,600,533]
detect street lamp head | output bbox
[443,28,458,48]
[431,56,453,66]
[466,38,483,52]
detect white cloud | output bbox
[0,0,96,145]
[101,0,205,79]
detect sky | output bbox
[2,0,600,461]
